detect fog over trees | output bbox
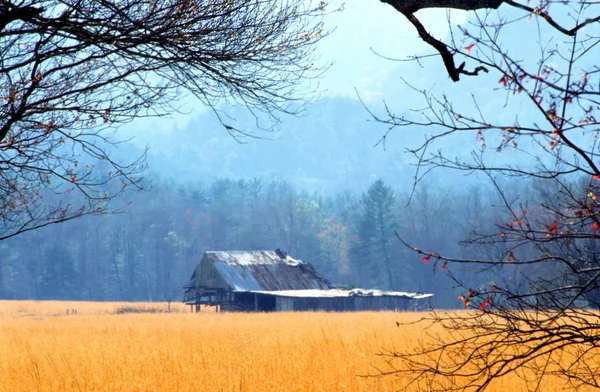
[0,93,535,308]
[0,173,502,307]
[0,1,538,310]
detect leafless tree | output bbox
[368,0,600,390]
[0,0,329,240]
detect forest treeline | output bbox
[0,176,553,308]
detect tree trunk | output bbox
[378,206,395,289]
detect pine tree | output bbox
[352,180,400,289]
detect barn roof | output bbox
[241,289,434,299]
[201,250,333,292]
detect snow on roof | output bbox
[203,250,333,291]
[235,288,434,299]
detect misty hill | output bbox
[122,95,486,193]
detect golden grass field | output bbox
[0,300,591,392]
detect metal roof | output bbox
[238,289,434,299]
[204,250,333,292]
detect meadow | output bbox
[0,301,589,391]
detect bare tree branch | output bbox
[0,0,331,240]
[368,0,600,389]
[379,0,600,81]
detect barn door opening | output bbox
[256,294,276,312]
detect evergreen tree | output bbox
[352,179,401,289]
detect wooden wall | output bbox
[192,257,227,289]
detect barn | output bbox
[183,249,433,312]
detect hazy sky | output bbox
[113,1,490,192]
[316,1,467,99]
[126,1,470,140]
